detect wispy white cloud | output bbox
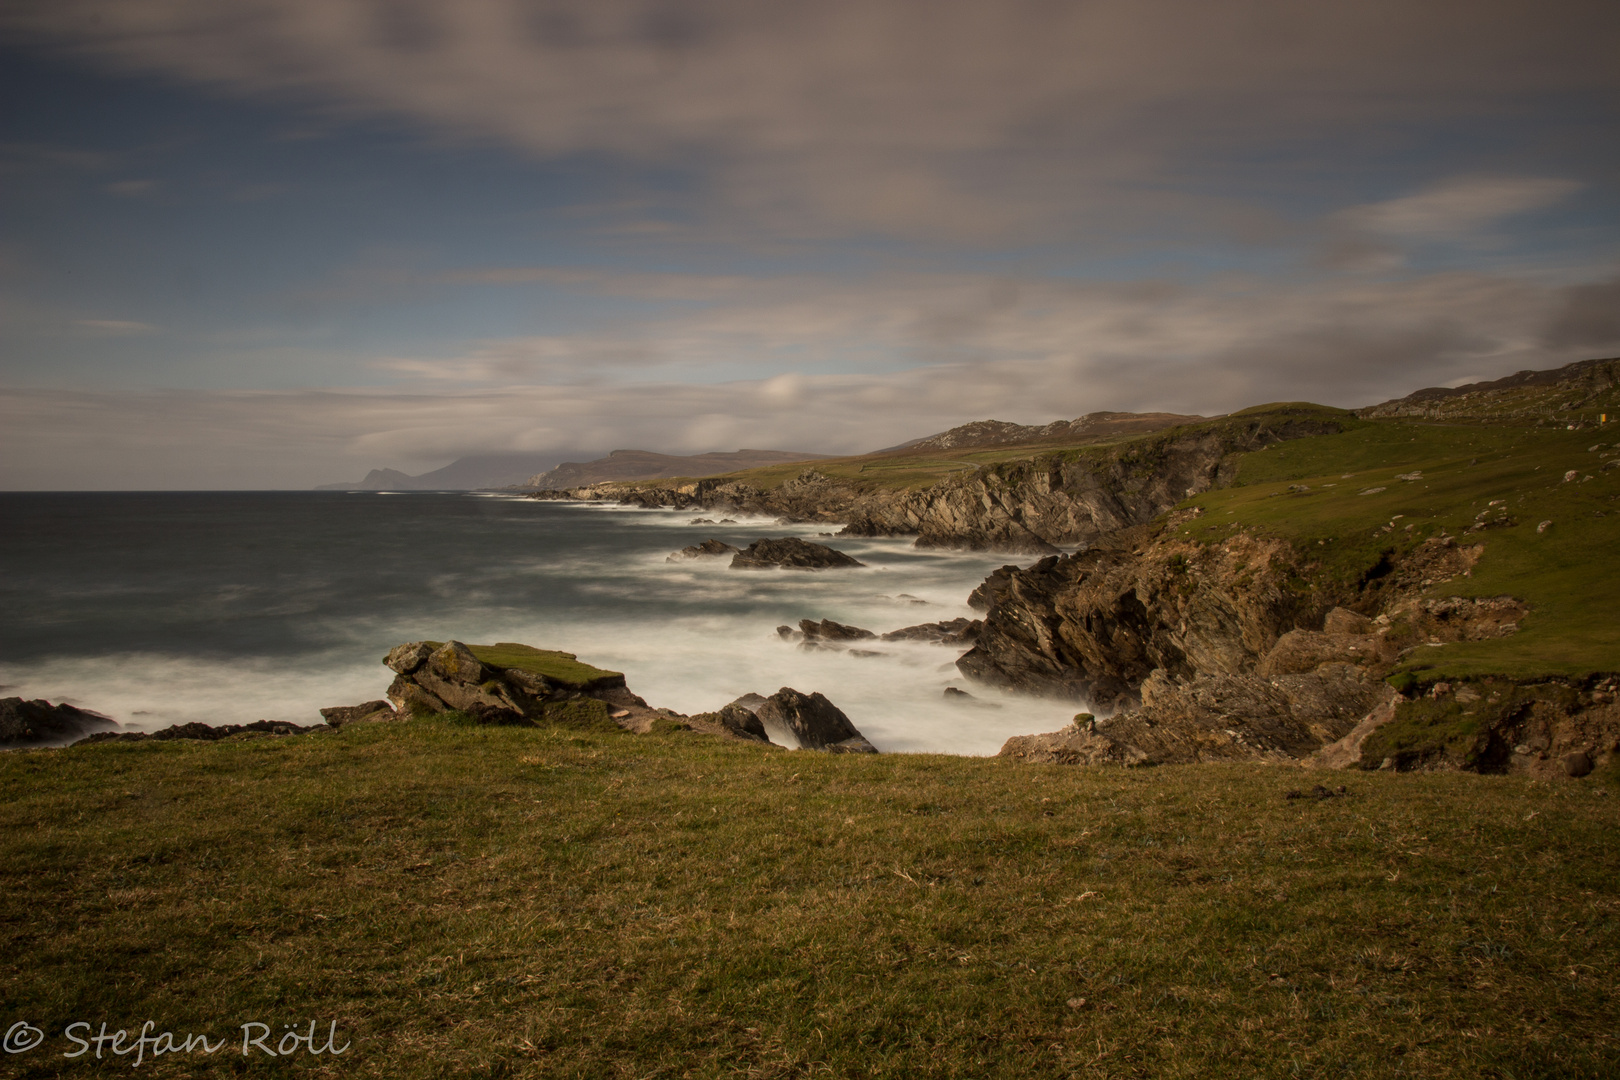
[1342,177,1582,240]
[74,318,159,335]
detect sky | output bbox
[1,0,1617,489]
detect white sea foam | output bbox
[0,496,1086,754]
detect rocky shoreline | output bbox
[529,405,1350,553]
[11,361,1618,776]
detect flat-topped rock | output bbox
[319,701,397,727]
[382,639,640,723]
[730,537,865,571]
[81,719,327,745]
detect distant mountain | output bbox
[317,453,583,491]
[889,411,1207,453]
[523,449,829,490]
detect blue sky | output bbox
[1,0,1616,488]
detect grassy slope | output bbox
[1172,419,1620,680]
[3,720,1617,1078]
[624,405,1353,496]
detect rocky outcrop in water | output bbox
[667,538,740,561]
[730,537,865,570]
[1,698,119,748]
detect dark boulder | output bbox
[730,537,865,571]
[799,618,876,642]
[0,697,119,748]
[751,687,877,752]
[667,538,740,562]
[942,687,1003,710]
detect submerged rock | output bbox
[667,538,740,562]
[730,537,865,571]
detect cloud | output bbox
[74,318,159,335]
[1342,177,1582,240]
[3,0,1614,241]
[5,266,1611,488]
[1542,275,1620,351]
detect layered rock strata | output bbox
[379,640,647,726]
[533,406,1348,552]
[971,519,1594,770]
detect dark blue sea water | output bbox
[0,492,1077,752]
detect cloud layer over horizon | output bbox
[1,0,1616,487]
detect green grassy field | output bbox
[3,718,1617,1078]
[1173,419,1620,681]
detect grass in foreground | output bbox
[2,719,1617,1078]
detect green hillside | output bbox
[1175,419,1620,679]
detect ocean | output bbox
[0,492,1080,754]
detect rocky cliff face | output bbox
[539,406,1350,553]
[971,514,1617,773]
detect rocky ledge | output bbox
[374,639,650,726]
[81,720,328,745]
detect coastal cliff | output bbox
[535,404,1352,552]
[966,367,1620,774]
